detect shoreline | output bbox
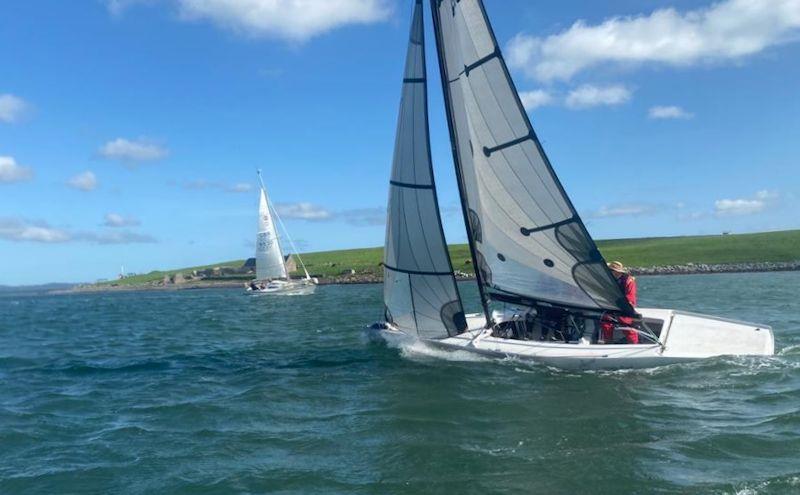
[62,261,800,294]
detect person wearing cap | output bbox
[601,261,638,344]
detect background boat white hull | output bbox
[249,279,317,296]
[377,308,774,370]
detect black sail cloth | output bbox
[383,0,467,339]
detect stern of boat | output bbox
[644,308,775,358]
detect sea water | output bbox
[1,272,799,494]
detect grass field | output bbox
[104,229,800,285]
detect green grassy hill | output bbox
[103,230,800,286]
[597,230,800,266]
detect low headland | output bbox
[72,229,800,293]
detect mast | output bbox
[429,0,492,325]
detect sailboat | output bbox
[249,170,317,296]
[374,0,774,370]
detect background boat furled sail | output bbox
[383,0,467,339]
[256,184,288,280]
[430,0,636,317]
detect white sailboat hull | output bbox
[249,279,317,296]
[377,308,774,370]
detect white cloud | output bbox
[0,156,34,183]
[714,199,765,215]
[182,179,253,193]
[714,190,779,216]
[0,94,30,123]
[107,0,156,16]
[103,213,141,228]
[67,171,98,191]
[0,217,156,244]
[273,203,384,226]
[275,202,333,221]
[0,218,71,243]
[755,190,779,201]
[98,138,168,164]
[649,105,694,119]
[81,230,157,244]
[110,0,391,41]
[226,182,253,193]
[519,89,554,110]
[590,203,657,218]
[183,179,215,190]
[339,207,385,226]
[507,0,800,82]
[565,84,631,109]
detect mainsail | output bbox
[256,183,288,280]
[383,0,467,339]
[430,0,636,317]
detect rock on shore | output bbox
[631,261,800,276]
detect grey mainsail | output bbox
[383,0,467,339]
[430,0,636,316]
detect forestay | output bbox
[430,0,636,316]
[383,0,467,339]
[256,186,288,280]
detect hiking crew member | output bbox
[601,261,638,344]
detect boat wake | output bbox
[367,327,492,364]
[397,340,494,364]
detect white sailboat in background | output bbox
[373,0,774,370]
[249,170,317,296]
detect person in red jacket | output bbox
[601,261,639,344]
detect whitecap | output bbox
[398,339,494,364]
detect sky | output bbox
[1,0,799,285]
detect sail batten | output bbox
[383,0,467,339]
[431,0,636,316]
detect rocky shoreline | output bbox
[65,261,799,294]
[629,261,800,276]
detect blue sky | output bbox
[1,0,799,285]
